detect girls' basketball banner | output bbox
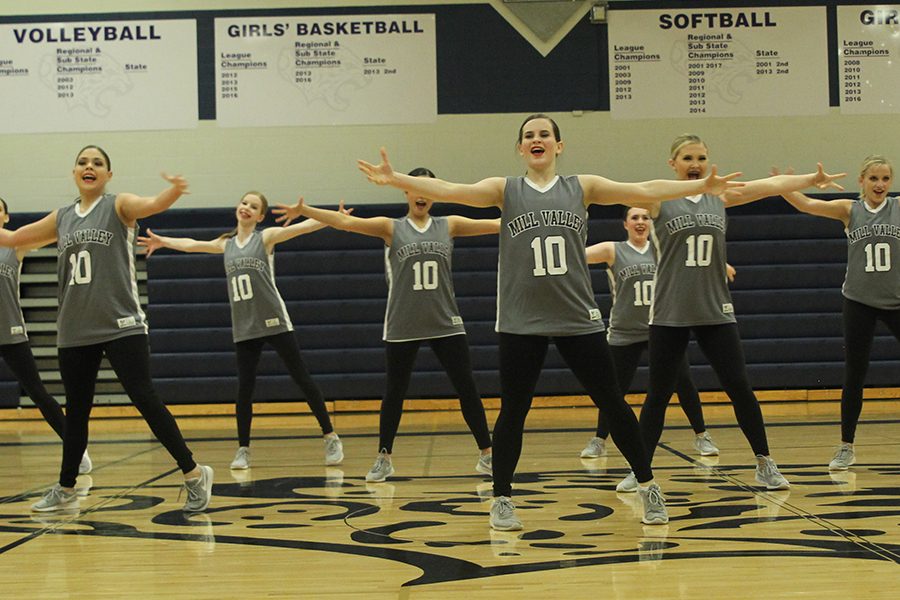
[0,19,198,133]
[213,15,436,127]
[607,7,829,119]
[837,5,900,114]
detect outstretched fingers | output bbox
[272,197,306,226]
[161,173,190,194]
[357,147,394,185]
[814,162,847,191]
[136,228,161,256]
[705,165,745,195]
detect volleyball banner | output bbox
[0,19,197,133]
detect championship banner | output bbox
[608,7,829,119]
[214,15,436,127]
[837,5,900,114]
[0,20,198,133]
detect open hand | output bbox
[703,165,744,196]
[812,163,846,191]
[137,228,164,257]
[272,197,306,226]
[357,147,396,186]
[161,173,190,195]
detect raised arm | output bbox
[0,211,58,249]
[273,198,393,244]
[137,228,225,257]
[781,191,853,226]
[263,200,354,248]
[14,236,55,259]
[579,165,743,208]
[585,241,616,266]
[262,218,329,248]
[722,163,845,208]
[116,173,189,224]
[358,147,506,208]
[447,216,501,238]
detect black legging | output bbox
[234,331,333,447]
[493,331,652,497]
[641,323,769,462]
[1,341,66,438]
[380,334,491,453]
[596,341,706,438]
[841,297,900,443]
[57,334,196,488]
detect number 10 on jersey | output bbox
[531,235,568,276]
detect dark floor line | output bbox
[657,442,900,563]
[0,465,181,557]
[7,416,900,449]
[0,444,164,506]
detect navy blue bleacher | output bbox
[4,197,896,407]
[140,204,505,404]
[134,197,898,405]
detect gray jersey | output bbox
[56,194,147,347]
[0,247,27,345]
[224,231,293,343]
[650,194,735,326]
[843,197,900,310]
[384,216,465,342]
[606,241,655,346]
[497,175,604,336]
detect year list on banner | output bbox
[608,7,828,119]
[0,19,197,133]
[215,15,436,127]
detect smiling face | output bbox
[623,206,651,245]
[405,167,436,220]
[859,162,892,208]
[668,142,709,181]
[405,188,433,219]
[516,116,563,172]
[235,192,268,226]
[73,147,112,197]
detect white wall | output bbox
[0,1,889,214]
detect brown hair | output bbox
[218,191,269,240]
[517,113,561,144]
[75,145,111,169]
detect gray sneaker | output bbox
[616,471,638,493]
[31,484,78,512]
[365,450,394,483]
[79,451,93,475]
[755,455,790,490]
[230,447,251,470]
[638,483,669,525]
[183,465,214,512]
[694,432,719,456]
[829,443,855,471]
[476,453,492,475]
[490,496,523,531]
[580,437,607,458]
[324,435,344,466]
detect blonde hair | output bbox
[858,154,893,179]
[669,134,707,159]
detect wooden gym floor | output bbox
[1,398,898,599]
